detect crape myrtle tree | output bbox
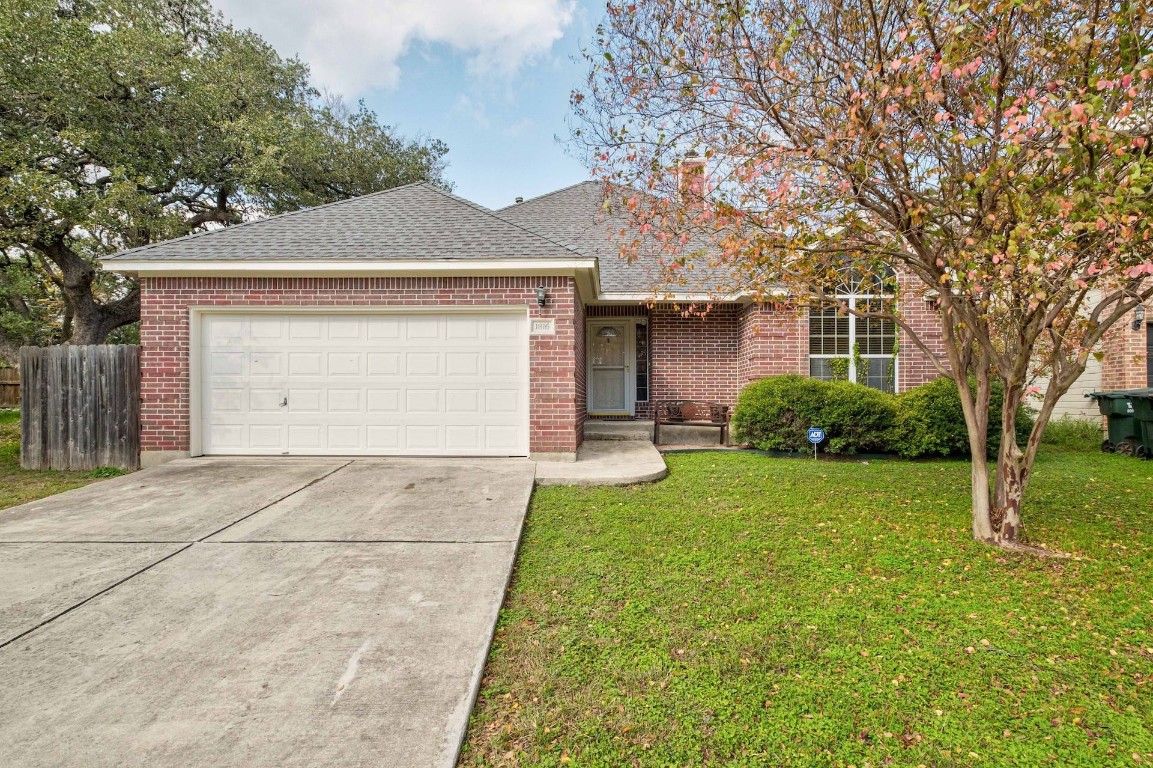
[0,0,451,349]
[573,0,1153,549]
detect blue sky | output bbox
[212,0,603,210]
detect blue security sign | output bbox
[807,427,826,444]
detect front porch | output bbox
[583,419,729,447]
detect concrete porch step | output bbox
[584,419,729,446]
[584,420,654,441]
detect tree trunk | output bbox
[970,452,994,541]
[989,383,1028,545]
[41,238,139,344]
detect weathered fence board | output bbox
[0,367,18,408]
[19,345,140,471]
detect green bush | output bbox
[732,375,1035,458]
[889,377,1035,459]
[1041,415,1103,450]
[731,375,896,454]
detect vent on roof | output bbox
[515,196,524,204]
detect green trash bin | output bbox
[1128,390,1153,460]
[1087,390,1143,455]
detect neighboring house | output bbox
[101,181,1146,465]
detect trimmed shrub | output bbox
[889,377,1035,459]
[732,375,896,454]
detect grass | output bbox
[0,410,113,510]
[461,449,1153,767]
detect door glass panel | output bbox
[591,369,627,411]
[591,324,628,366]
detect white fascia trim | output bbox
[596,291,751,303]
[102,257,598,278]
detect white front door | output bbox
[199,311,529,456]
[587,319,634,415]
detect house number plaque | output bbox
[530,319,556,336]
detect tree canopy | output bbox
[575,0,1153,548]
[0,0,451,351]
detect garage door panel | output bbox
[287,389,322,412]
[485,389,520,413]
[445,389,479,413]
[404,425,440,450]
[406,318,440,339]
[248,424,284,449]
[367,317,401,340]
[485,316,521,339]
[288,353,321,376]
[249,389,284,412]
[404,353,439,376]
[327,389,361,411]
[202,313,528,456]
[367,389,400,412]
[445,352,480,376]
[288,318,322,339]
[288,424,322,451]
[405,389,440,413]
[249,353,283,376]
[485,353,520,376]
[367,352,400,376]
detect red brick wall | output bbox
[738,303,808,385]
[139,276,582,457]
[649,304,742,406]
[896,271,949,390]
[1102,303,1150,390]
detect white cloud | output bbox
[213,0,577,95]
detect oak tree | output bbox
[0,0,450,350]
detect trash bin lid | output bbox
[1087,388,1153,399]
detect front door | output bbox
[587,319,635,416]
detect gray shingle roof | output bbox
[104,182,585,262]
[494,181,734,295]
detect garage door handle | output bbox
[280,397,288,407]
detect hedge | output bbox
[730,375,896,454]
[889,377,1035,459]
[731,375,1034,458]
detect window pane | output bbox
[635,322,649,402]
[856,299,897,356]
[809,307,849,356]
[860,357,895,393]
[809,357,834,381]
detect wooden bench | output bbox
[653,400,731,446]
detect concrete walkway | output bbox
[0,457,534,768]
[534,441,668,486]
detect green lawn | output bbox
[0,410,108,510]
[461,450,1153,767]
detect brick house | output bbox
[102,180,1145,465]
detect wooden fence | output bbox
[0,367,17,408]
[20,345,140,471]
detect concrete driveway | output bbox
[0,457,535,768]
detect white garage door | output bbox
[199,312,529,456]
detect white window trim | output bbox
[808,293,900,392]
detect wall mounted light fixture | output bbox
[535,286,547,307]
[1133,304,1146,331]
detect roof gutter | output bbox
[102,257,599,280]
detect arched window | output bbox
[808,266,898,392]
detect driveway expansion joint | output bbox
[0,543,194,652]
[194,460,353,542]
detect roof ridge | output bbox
[104,181,432,260]
[493,180,604,212]
[422,184,592,260]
